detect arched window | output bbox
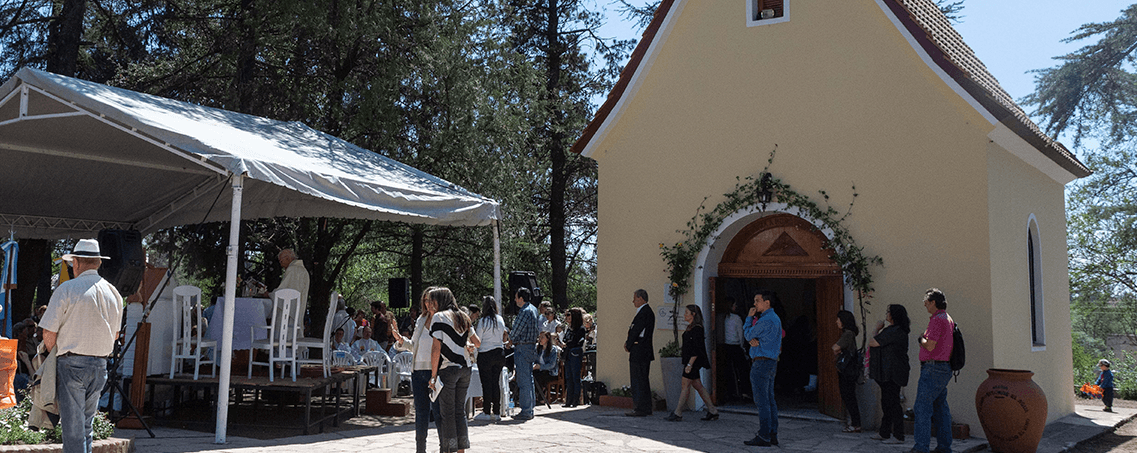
[1027,216,1044,347]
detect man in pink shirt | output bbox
[912,288,954,453]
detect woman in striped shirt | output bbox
[429,287,481,453]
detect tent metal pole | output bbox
[214,174,243,444]
[493,220,501,315]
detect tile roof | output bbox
[571,0,1091,178]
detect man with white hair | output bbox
[40,239,124,453]
[271,248,310,325]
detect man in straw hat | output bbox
[39,239,123,453]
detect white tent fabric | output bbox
[0,67,503,443]
[0,67,499,238]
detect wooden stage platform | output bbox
[141,366,377,435]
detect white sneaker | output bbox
[882,438,904,445]
[492,414,501,422]
[473,413,492,422]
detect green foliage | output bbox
[0,393,112,445]
[610,385,632,397]
[659,146,883,315]
[658,340,681,358]
[1023,4,1137,144]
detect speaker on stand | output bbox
[97,229,146,297]
[388,278,410,309]
[507,271,541,315]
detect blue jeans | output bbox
[564,347,583,405]
[513,344,537,416]
[56,355,107,453]
[749,358,778,441]
[913,362,953,453]
[412,370,440,453]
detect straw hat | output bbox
[61,239,111,262]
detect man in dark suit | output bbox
[624,288,654,416]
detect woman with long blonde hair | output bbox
[389,286,438,453]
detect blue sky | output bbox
[596,1,1134,153]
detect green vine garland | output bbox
[659,146,883,336]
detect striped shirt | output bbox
[430,310,471,369]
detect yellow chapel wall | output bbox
[589,0,1070,429]
[986,138,1075,422]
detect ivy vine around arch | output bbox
[659,146,884,330]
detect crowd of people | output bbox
[381,285,597,453]
[621,287,959,453]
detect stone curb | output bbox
[0,437,132,453]
[1055,412,1137,453]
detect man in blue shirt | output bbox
[743,290,781,447]
[510,288,540,420]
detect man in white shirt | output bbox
[271,248,310,326]
[40,239,124,453]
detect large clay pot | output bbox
[975,369,1048,453]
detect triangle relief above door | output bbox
[718,213,840,278]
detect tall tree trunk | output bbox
[236,0,257,113]
[410,225,424,309]
[545,0,568,310]
[46,0,86,76]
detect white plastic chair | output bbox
[170,285,217,380]
[248,288,302,382]
[296,292,338,378]
[362,350,391,388]
[392,350,414,387]
[501,367,514,417]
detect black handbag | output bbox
[835,348,860,375]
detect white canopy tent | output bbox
[0,67,502,442]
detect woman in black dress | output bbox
[868,304,910,444]
[666,304,719,421]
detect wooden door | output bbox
[708,277,717,405]
[816,276,844,418]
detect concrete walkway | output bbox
[115,404,1135,452]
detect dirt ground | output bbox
[1068,398,1137,453]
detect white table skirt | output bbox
[206,297,270,350]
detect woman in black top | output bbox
[666,304,718,421]
[833,309,861,433]
[868,304,911,443]
[561,308,587,407]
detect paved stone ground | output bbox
[116,404,1134,453]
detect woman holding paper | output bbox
[429,287,480,453]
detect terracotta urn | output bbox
[974,369,1048,453]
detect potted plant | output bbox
[598,385,635,409]
[659,339,684,412]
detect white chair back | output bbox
[362,350,390,388]
[393,350,414,383]
[272,289,303,359]
[173,286,202,357]
[170,285,217,380]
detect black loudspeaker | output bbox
[97,229,146,297]
[508,271,542,308]
[388,278,409,309]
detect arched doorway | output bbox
[708,213,845,417]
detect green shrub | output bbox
[0,392,114,445]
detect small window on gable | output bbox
[748,0,789,27]
[1027,217,1045,348]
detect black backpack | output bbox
[949,323,965,380]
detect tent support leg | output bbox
[215,174,243,444]
[493,221,501,314]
